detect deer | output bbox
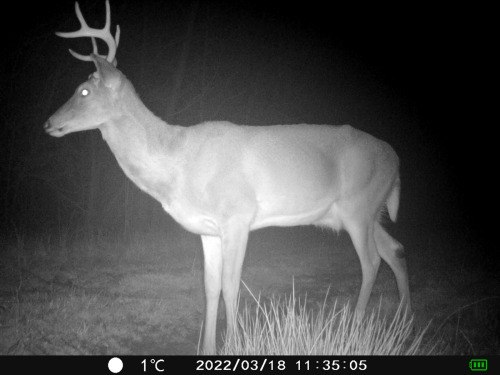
[44,1,411,354]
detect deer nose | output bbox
[44,120,51,130]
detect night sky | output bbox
[0,0,494,260]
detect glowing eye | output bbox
[81,89,90,96]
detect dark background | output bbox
[0,0,494,260]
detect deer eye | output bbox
[81,88,90,96]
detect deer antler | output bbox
[56,0,120,65]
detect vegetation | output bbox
[220,284,431,355]
[1,229,497,355]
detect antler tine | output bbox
[55,0,119,65]
[115,25,121,47]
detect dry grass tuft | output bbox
[220,283,432,355]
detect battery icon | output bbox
[469,359,487,371]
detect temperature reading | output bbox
[141,359,165,372]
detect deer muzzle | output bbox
[44,119,66,138]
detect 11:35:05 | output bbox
[296,359,367,371]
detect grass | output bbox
[0,226,498,354]
[0,230,203,354]
[219,282,432,355]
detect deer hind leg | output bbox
[344,218,381,317]
[374,222,411,314]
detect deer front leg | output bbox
[201,235,222,354]
[220,220,250,340]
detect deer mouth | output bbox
[44,120,67,137]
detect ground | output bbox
[0,223,498,354]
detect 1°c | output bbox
[141,359,165,372]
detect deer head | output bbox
[45,56,125,137]
[44,0,123,137]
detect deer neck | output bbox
[98,81,184,205]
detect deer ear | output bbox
[90,54,121,90]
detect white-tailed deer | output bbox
[45,1,411,354]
